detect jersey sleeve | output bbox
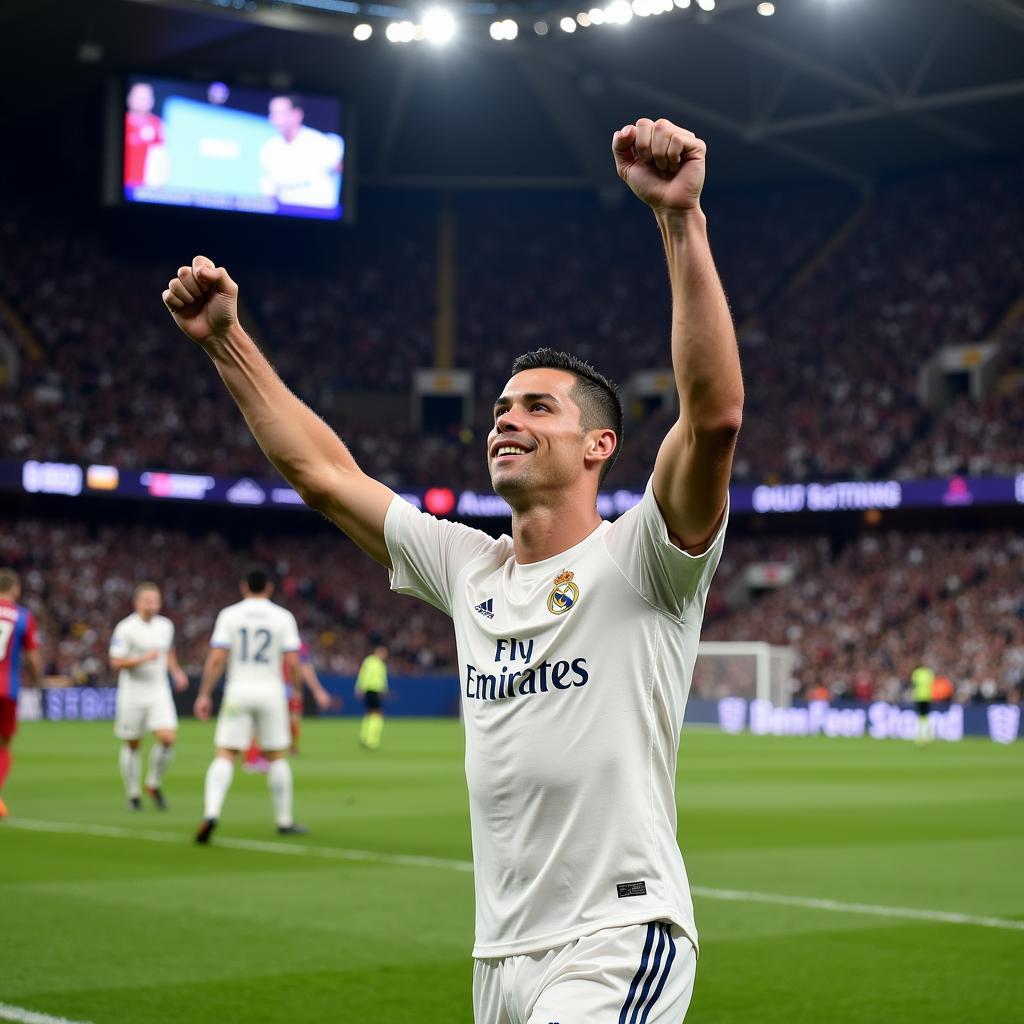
[109,620,129,658]
[384,495,502,617]
[209,610,231,649]
[605,477,728,621]
[281,612,301,653]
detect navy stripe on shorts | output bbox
[618,923,677,1024]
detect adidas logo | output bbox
[474,598,494,619]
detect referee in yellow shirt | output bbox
[911,663,935,745]
[356,645,389,750]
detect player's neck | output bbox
[510,501,602,565]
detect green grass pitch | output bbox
[3,719,1023,1023]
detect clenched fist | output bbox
[612,118,706,216]
[162,255,239,346]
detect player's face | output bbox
[488,368,589,502]
[127,84,154,115]
[269,98,302,136]
[135,589,161,619]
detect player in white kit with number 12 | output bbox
[164,116,742,1021]
[194,565,311,842]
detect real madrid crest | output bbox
[547,569,580,616]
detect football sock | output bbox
[360,714,371,746]
[267,759,293,828]
[203,756,234,820]
[146,742,174,789]
[120,744,142,799]
[0,746,10,791]
[367,713,384,750]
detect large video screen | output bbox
[121,75,345,220]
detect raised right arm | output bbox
[162,256,393,567]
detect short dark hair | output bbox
[245,564,271,593]
[510,348,623,483]
[0,568,19,594]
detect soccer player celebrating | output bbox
[194,566,330,843]
[163,117,742,1021]
[0,569,43,818]
[109,582,189,811]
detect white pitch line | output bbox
[0,1003,94,1024]
[8,818,1023,933]
[689,885,1024,932]
[4,818,474,873]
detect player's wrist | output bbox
[203,320,248,356]
[654,203,706,238]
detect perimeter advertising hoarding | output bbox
[9,460,1024,519]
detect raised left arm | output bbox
[613,118,743,552]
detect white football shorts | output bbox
[114,686,178,740]
[473,921,696,1024]
[214,690,290,752]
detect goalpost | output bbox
[693,642,796,706]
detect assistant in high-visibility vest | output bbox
[355,646,389,751]
[911,664,935,745]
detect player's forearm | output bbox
[204,322,361,505]
[657,209,744,435]
[110,655,149,670]
[198,660,223,699]
[26,650,43,684]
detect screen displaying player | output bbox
[121,76,344,220]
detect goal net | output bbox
[691,642,796,705]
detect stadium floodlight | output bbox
[352,22,372,39]
[422,6,456,43]
[674,0,690,7]
[757,1,775,13]
[489,18,518,39]
[534,20,549,34]
[696,0,715,9]
[589,6,606,23]
[577,11,592,26]
[632,0,653,15]
[385,20,416,41]
[605,0,633,23]
[559,15,577,30]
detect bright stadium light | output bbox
[757,1,775,13]
[353,22,372,40]
[489,18,518,39]
[589,6,606,23]
[632,0,653,15]
[534,20,549,34]
[422,7,456,43]
[560,15,577,30]
[577,11,592,26]
[673,0,691,6]
[386,20,415,42]
[605,0,633,23]
[696,0,715,9]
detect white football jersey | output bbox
[260,126,342,209]
[109,613,175,691]
[209,597,300,696]
[385,478,727,959]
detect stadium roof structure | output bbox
[4,0,1024,196]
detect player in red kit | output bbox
[243,639,331,771]
[0,569,43,818]
[124,81,165,189]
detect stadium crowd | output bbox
[700,527,1024,705]
[3,158,1022,490]
[0,516,455,682]
[3,513,1021,707]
